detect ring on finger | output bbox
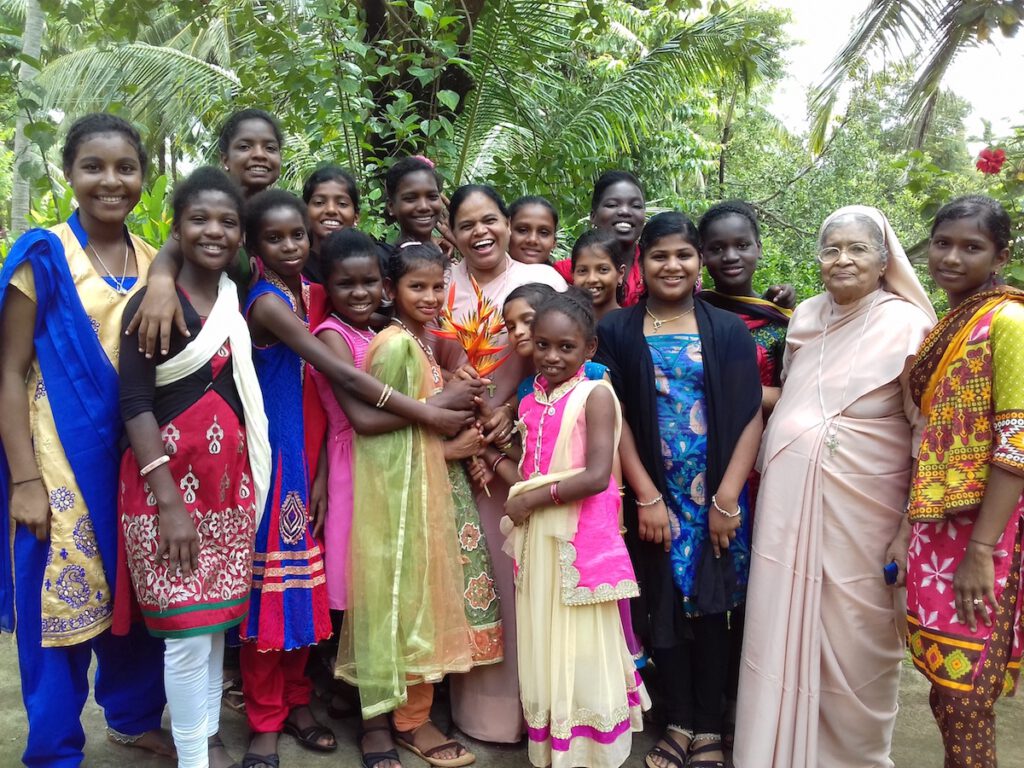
[972,597,984,606]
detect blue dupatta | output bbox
[0,213,124,632]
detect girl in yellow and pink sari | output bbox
[482,288,648,768]
[899,196,1024,768]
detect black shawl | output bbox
[595,296,762,649]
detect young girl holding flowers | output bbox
[336,242,479,768]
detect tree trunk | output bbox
[11,0,45,237]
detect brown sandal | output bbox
[393,722,474,768]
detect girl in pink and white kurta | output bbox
[504,368,647,768]
[487,289,646,768]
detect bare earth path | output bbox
[0,642,1020,767]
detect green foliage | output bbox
[1,0,782,244]
[903,128,1024,290]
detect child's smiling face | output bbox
[325,254,382,328]
[388,170,442,241]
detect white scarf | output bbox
[155,273,271,528]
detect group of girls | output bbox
[1,105,1018,768]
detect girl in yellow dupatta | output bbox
[899,196,1024,768]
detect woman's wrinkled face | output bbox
[818,218,886,305]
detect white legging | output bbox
[164,632,225,768]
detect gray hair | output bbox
[819,212,888,265]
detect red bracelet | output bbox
[550,482,563,505]
[491,453,508,473]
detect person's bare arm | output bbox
[125,239,187,358]
[505,387,617,524]
[250,296,477,435]
[619,417,671,552]
[953,466,1024,631]
[708,411,763,558]
[0,288,50,540]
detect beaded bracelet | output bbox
[139,454,170,478]
[636,494,663,508]
[711,494,741,519]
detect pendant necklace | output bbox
[645,303,694,331]
[817,290,880,457]
[89,240,131,295]
[393,318,443,388]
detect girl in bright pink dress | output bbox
[483,288,648,768]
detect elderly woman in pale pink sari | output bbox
[443,183,566,744]
[733,206,936,768]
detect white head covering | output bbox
[819,205,937,323]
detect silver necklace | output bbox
[817,290,880,457]
[88,240,131,294]
[332,314,375,345]
[392,318,442,387]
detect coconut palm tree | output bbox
[809,0,1023,152]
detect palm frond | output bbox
[809,0,976,152]
[38,43,239,137]
[543,10,776,160]
[449,0,577,184]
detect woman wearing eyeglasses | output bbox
[732,206,936,768]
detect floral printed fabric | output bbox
[907,300,1024,695]
[448,461,503,665]
[119,346,256,638]
[648,333,749,616]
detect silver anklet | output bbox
[106,726,142,745]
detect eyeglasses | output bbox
[817,242,877,263]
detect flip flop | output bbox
[393,724,475,768]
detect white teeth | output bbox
[248,166,269,173]
[473,239,495,249]
[322,220,342,228]
[613,222,633,233]
[98,196,122,203]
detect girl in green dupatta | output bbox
[337,242,478,768]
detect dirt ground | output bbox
[0,643,1020,767]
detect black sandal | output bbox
[686,739,726,768]
[645,728,691,768]
[360,723,402,768]
[240,754,279,768]
[282,715,338,753]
